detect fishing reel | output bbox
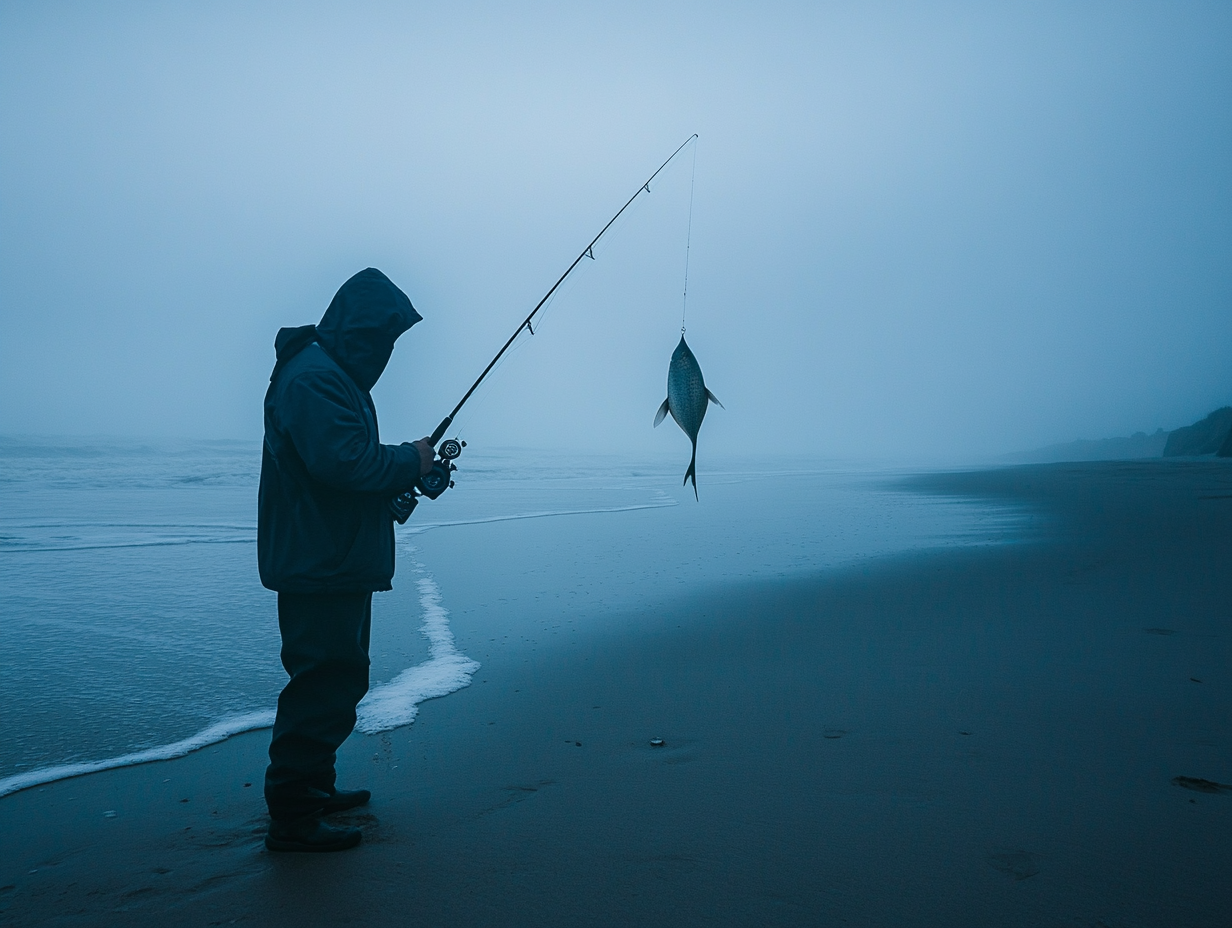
[419,438,465,498]
[390,438,466,524]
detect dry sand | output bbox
[1,460,1229,927]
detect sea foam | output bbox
[356,561,480,733]
[0,491,675,798]
[399,498,676,536]
[0,710,275,799]
[0,548,477,798]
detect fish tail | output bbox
[684,446,698,500]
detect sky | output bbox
[1,1,1229,461]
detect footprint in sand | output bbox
[987,849,1040,881]
[479,780,554,815]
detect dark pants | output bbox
[265,591,372,821]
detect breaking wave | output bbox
[0,546,476,799]
[0,710,275,799]
[356,559,480,733]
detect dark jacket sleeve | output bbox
[281,367,420,494]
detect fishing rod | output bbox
[391,134,698,522]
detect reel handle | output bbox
[390,436,466,523]
[390,491,418,524]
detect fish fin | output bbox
[684,447,698,500]
[706,389,724,409]
[654,398,670,427]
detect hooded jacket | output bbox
[257,268,424,593]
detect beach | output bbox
[1,459,1229,926]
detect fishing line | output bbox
[391,135,699,522]
[431,135,697,445]
[680,140,698,335]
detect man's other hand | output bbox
[412,438,435,477]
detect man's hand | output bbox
[412,438,435,477]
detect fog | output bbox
[1,2,1229,461]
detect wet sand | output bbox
[1,460,1229,927]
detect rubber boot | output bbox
[266,814,362,852]
[322,788,371,815]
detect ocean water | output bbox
[0,437,1024,797]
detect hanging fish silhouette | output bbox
[654,335,723,499]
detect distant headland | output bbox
[1007,406,1232,464]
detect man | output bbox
[257,267,433,852]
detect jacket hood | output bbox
[314,268,422,392]
[270,324,320,383]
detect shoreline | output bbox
[0,462,973,798]
[1,460,1229,926]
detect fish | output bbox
[654,335,723,499]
